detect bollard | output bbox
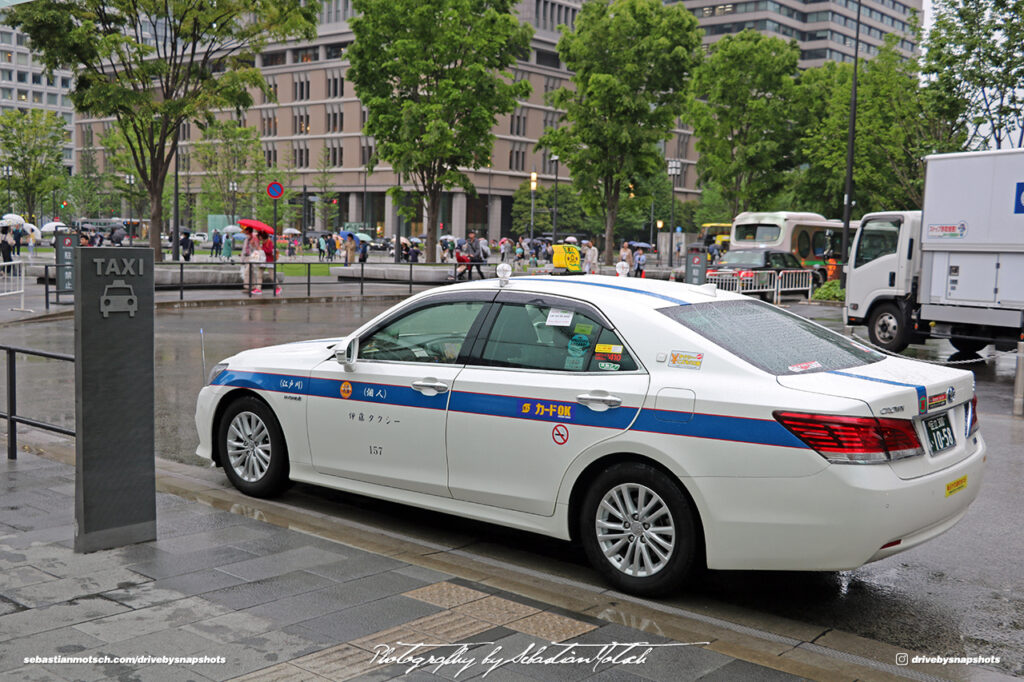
[1014,340,1024,417]
[360,261,365,296]
[844,325,854,337]
[409,261,413,295]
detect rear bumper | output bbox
[692,435,986,571]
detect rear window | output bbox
[719,251,766,267]
[734,224,781,243]
[659,300,883,376]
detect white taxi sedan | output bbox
[196,273,985,595]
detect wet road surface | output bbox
[2,299,1021,677]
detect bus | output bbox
[730,211,858,283]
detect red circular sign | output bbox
[266,181,284,199]
[552,424,569,445]
[692,255,700,265]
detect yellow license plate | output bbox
[945,474,967,497]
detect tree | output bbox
[313,144,335,231]
[192,120,262,224]
[923,0,1024,149]
[797,36,970,214]
[539,0,701,264]
[348,0,532,263]
[688,30,800,217]
[7,0,318,259]
[0,109,67,223]
[66,144,110,221]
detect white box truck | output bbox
[844,148,1024,353]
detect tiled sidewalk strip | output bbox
[0,451,806,681]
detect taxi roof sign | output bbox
[551,244,583,275]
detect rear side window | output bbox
[660,300,883,375]
[480,303,638,372]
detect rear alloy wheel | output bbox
[868,303,909,353]
[218,396,290,498]
[580,463,696,596]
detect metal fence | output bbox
[1,260,32,312]
[0,344,75,460]
[705,269,814,303]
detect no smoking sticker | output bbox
[552,424,569,445]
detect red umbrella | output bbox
[238,218,274,234]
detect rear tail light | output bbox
[737,270,754,278]
[967,395,979,436]
[774,411,924,464]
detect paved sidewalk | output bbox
[0,450,808,682]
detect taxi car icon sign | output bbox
[100,279,138,318]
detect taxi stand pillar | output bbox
[74,247,157,553]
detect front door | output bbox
[446,295,649,516]
[306,298,490,497]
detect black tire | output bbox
[579,462,697,596]
[868,303,909,353]
[813,270,826,290]
[950,338,987,353]
[217,396,290,498]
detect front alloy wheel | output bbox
[581,463,697,595]
[218,396,290,497]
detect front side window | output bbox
[360,301,486,364]
[481,303,637,372]
[660,300,883,376]
[734,223,781,243]
[854,219,900,268]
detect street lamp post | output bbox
[656,220,664,264]
[529,170,537,241]
[647,198,655,255]
[229,181,238,224]
[551,155,559,244]
[667,159,681,269]
[840,0,864,288]
[125,173,135,246]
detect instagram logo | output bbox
[896,653,909,666]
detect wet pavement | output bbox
[1,297,1022,678]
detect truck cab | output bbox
[844,211,922,351]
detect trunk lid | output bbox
[777,356,977,479]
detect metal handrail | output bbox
[0,344,75,460]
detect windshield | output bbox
[734,224,782,243]
[718,251,766,267]
[659,300,884,376]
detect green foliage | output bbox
[691,181,734,227]
[0,109,67,222]
[509,180,603,239]
[539,0,701,264]
[192,120,263,224]
[313,145,336,230]
[348,0,532,262]
[689,31,800,217]
[65,145,116,221]
[923,0,1024,149]
[812,279,845,301]
[797,35,968,215]
[6,0,319,256]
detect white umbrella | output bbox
[282,227,301,235]
[41,221,66,232]
[2,213,24,225]
[223,225,242,234]
[24,223,41,236]
[564,236,578,243]
[439,235,456,241]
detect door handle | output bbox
[888,272,896,286]
[576,392,622,410]
[411,379,449,395]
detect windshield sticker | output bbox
[573,322,594,335]
[546,309,574,326]
[564,356,585,371]
[598,361,620,371]
[788,360,822,373]
[567,334,590,357]
[668,351,704,370]
[595,352,622,363]
[595,344,623,354]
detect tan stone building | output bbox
[75,1,699,241]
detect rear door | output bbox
[445,292,649,516]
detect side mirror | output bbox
[334,337,359,371]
